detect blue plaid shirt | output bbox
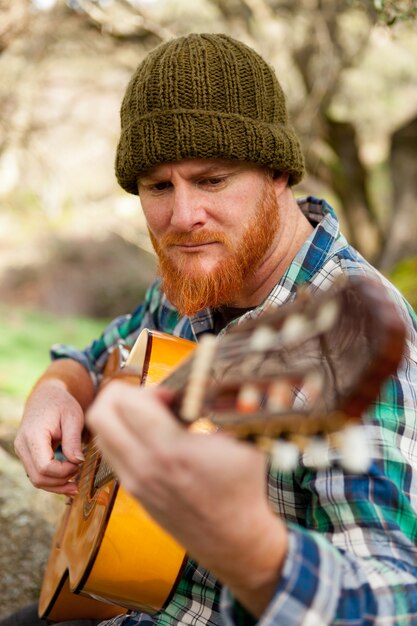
[52,198,417,626]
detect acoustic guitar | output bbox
[38,276,407,621]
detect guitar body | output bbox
[39,330,196,621]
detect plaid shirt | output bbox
[52,197,417,626]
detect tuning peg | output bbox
[236,383,262,413]
[300,370,324,407]
[337,425,371,473]
[281,313,310,342]
[266,438,300,472]
[315,300,340,333]
[303,436,331,470]
[249,325,277,351]
[267,379,293,411]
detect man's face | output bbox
[138,159,281,316]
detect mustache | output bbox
[158,230,230,248]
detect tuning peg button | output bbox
[338,426,371,474]
[303,437,331,470]
[269,439,300,472]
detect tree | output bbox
[0,0,30,54]
[1,0,417,271]
[69,0,417,266]
[372,0,417,25]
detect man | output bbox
[6,33,417,626]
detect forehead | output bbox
[139,159,263,181]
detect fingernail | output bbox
[74,452,85,462]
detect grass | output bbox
[0,306,108,400]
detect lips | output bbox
[173,241,217,250]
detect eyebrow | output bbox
[139,161,246,183]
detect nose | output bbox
[170,184,207,231]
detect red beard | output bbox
[149,179,280,316]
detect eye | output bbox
[153,181,172,191]
[199,176,227,188]
[141,180,172,194]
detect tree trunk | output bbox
[380,116,417,271]
[324,117,384,262]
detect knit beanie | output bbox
[115,33,305,195]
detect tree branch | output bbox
[75,0,174,41]
[0,0,30,53]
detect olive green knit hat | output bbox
[115,33,305,195]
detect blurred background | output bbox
[0,0,417,617]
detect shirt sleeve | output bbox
[221,337,417,625]
[49,279,162,388]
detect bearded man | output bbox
[7,33,417,626]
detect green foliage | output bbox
[373,0,417,24]
[389,256,417,311]
[0,307,107,400]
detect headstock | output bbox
[169,276,407,473]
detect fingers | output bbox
[18,451,80,495]
[86,382,182,499]
[60,411,86,464]
[15,429,80,495]
[14,382,86,495]
[87,382,179,444]
[25,466,79,496]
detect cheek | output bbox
[148,229,161,256]
[222,203,258,244]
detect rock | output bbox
[0,445,62,619]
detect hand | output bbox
[15,378,87,496]
[86,381,288,617]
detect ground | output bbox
[0,397,61,619]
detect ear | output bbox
[272,172,289,196]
